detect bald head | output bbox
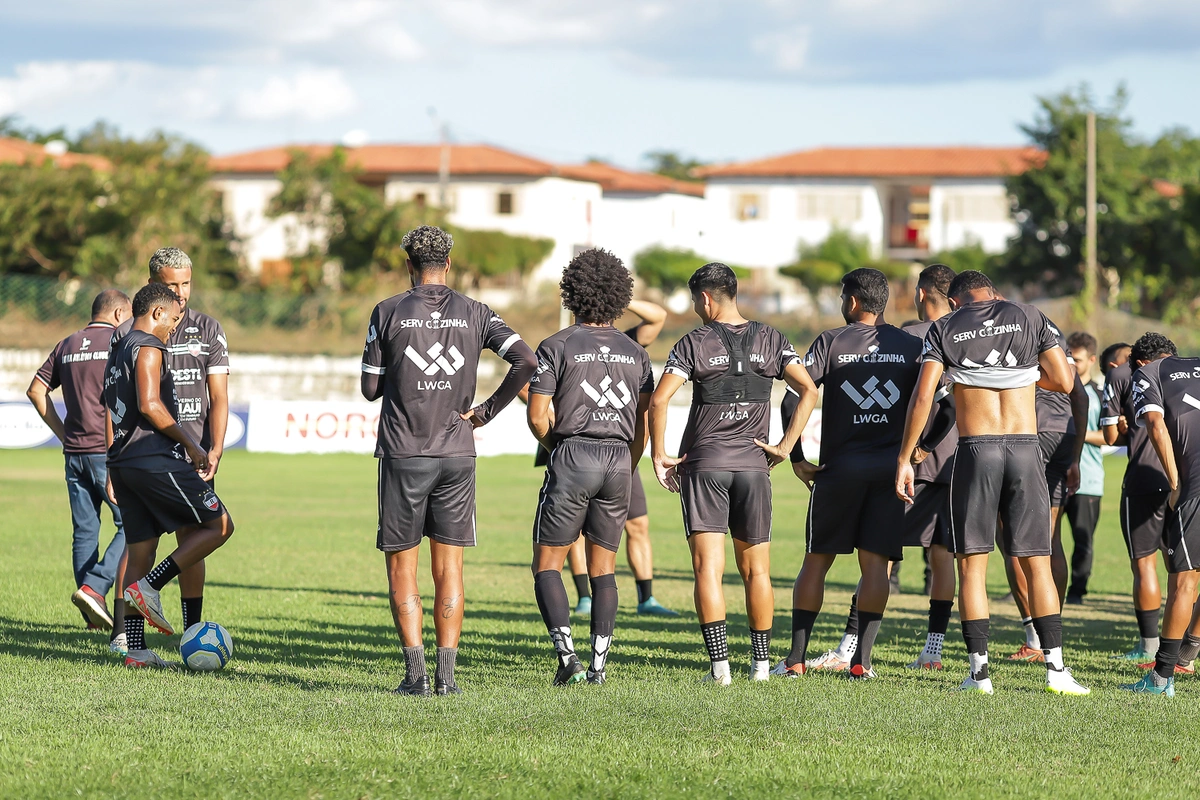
[91,289,131,326]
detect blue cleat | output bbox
[1121,673,1175,697]
[1111,646,1154,662]
[636,596,679,617]
[574,596,592,616]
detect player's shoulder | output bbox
[903,320,932,340]
[537,324,578,350]
[184,307,223,333]
[1135,358,1167,383]
[672,324,711,349]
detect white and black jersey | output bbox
[104,330,189,471]
[905,319,957,484]
[922,299,1062,390]
[1033,312,1075,434]
[1133,357,1200,501]
[1103,361,1172,495]
[362,284,525,459]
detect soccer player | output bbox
[527,249,654,685]
[1122,339,1200,695]
[361,225,535,696]
[774,268,923,681]
[1063,332,1105,604]
[1102,332,1176,661]
[27,290,131,641]
[105,283,235,669]
[650,263,819,684]
[896,270,1090,695]
[110,247,230,645]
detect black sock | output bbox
[535,570,575,665]
[853,611,883,671]
[1155,638,1182,680]
[636,579,653,605]
[1136,607,1161,639]
[786,608,818,667]
[750,628,771,663]
[126,615,146,652]
[962,618,989,680]
[844,594,860,636]
[1031,614,1063,650]
[403,645,427,682]
[181,596,203,631]
[700,620,729,664]
[928,599,954,636]
[436,646,457,688]
[589,574,618,673]
[572,573,590,602]
[1181,633,1200,663]
[145,556,181,591]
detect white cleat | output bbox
[751,663,770,682]
[907,652,944,671]
[806,649,850,672]
[957,675,994,694]
[109,633,128,657]
[701,670,732,686]
[123,579,174,636]
[1046,667,1090,696]
[124,649,179,670]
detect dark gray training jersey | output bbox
[114,306,229,450]
[906,319,958,484]
[802,322,923,481]
[104,329,190,471]
[922,298,1061,392]
[528,324,654,443]
[1102,361,1171,495]
[362,284,525,459]
[35,322,117,454]
[1133,357,1200,500]
[663,322,800,473]
[1032,311,1076,434]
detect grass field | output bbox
[1,449,1196,799]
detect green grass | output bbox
[0,450,1195,798]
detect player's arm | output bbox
[26,377,67,443]
[1101,382,1127,446]
[202,371,229,481]
[469,335,536,428]
[1102,417,1127,446]
[896,361,945,503]
[649,372,686,492]
[914,390,955,463]
[631,391,651,462]
[627,300,667,347]
[526,392,555,451]
[135,346,208,472]
[756,362,819,468]
[1143,410,1180,508]
[1036,346,1074,394]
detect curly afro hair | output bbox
[1131,332,1177,364]
[401,225,454,269]
[559,248,632,324]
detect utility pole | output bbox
[428,108,451,210]
[1083,111,1098,328]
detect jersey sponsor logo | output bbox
[582,376,632,409]
[841,377,900,424]
[574,345,636,365]
[1169,368,1200,381]
[837,345,908,364]
[952,319,1023,343]
[962,349,1019,369]
[803,351,816,367]
[80,337,91,351]
[184,326,199,333]
[179,397,203,419]
[708,353,765,367]
[398,311,469,330]
[405,341,465,377]
[366,324,378,344]
[61,350,109,363]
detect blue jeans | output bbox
[65,453,125,597]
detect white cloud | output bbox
[753,26,811,74]
[0,61,140,116]
[233,69,358,121]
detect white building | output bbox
[697,146,1043,269]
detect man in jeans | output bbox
[26,289,131,644]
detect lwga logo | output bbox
[841,376,900,424]
[583,376,632,409]
[406,342,466,376]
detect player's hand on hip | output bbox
[460,410,484,428]
[199,449,222,482]
[895,462,916,504]
[792,459,823,491]
[653,454,683,493]
[186,442,210,474]
[753,438,789,468]
[1066,462,1080,496]
[909,446,930,466]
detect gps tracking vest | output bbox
[694,322,774,405]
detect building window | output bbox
[734,193,764,221]
[497,191,515,215]
[797,193,862,224]
[413,192,427,208]
[944,194,1010,223]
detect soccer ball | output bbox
[179,622,234,671]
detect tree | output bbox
[779,228,910,292]
[642,151,706,182]
[633,247,747,293]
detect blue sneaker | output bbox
[1121,673,1175,697]
[636,596,679,617]
[574,596,592,616]
[1111,646,1154,662]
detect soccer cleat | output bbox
[1045,668,1090,696]
[573,596,592,616]
[1138,660,1194,675]
[750,663,770,682]
[124,649,178,670]
[1007,644,1044,662]
[123,580,174,636]
[1112,646,1154,662]
[109,633,128,657]
[701,669,732,686]
[393,676,432,697]
[434,680,462,696]
[957,675,994,694]
[636,597,679,617]
[72,586,113,630]
[806,649,850,672]
[907,652,944,670]
[1121,673,1175,697]
[770,659,806,678]
[848,664,877,681]
[554,656,586,687]
[586,669,606,685]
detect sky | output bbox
[2,1,1199,169]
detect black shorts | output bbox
[808,478,905,560]
[1166,495,1200,573]
[903,480,951,549]
[1121,489,1169,560]
[628,469,648,520]
[533,438,631,552]
[110,466,226,545]
[680,470,772,545]
[1039,430,1075,508]
[377,457,476,552]
[950,435,1051,557]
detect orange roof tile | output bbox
[1152,179,1183,199]
[209,143,557,177]
[0,137,111,171]
[558,162,705,197]
[698,146,1045,179]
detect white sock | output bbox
[1044,646,1064,671]
[711,659,731,678]
[752,659,769,674]
[837,634,858,658]
[591,634,611,673]
[1022,618,1041,649]
[969,652,988,680]
[923,632,945,657]
[1142,636,1161,656]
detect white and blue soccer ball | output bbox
[179,622,234,671]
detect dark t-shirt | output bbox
[1032,311,1076,434]
[104,329,190,471]
[529,324,654,443]
[905,319,958,484]
[114,306,229,450]
[1102,361,1171,495]
[801,322,922,480]
[363,284,523,459]
[922,298,1061,390]
[1133,357,1200,500]
[35,322,117,454]
[663,321,799,473]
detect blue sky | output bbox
[2,1,1198,168]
